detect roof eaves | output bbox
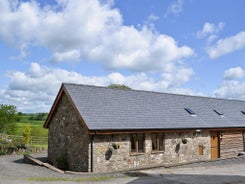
[89,126,245,134]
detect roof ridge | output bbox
[62,82,245,103]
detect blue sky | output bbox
[0,0,245,112]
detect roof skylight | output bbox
[213,109,223,116]
[184,108,196,116]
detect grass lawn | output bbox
[15,114,48,137]
[27,176,115,182]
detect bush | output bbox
[0,139,7,155]
[12,137,26,149]
[23,124,31,144]
[0,137,26,155]
[55,156,68,170]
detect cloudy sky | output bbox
[0,0,245,113]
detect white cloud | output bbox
[52,50,81,63]
[0,0,194,72]
[0,62,195,112]
[197,22,224,39]
[147,13,159,21]
[165,0,184,18]
[144,13,159,29]
[214,67,245,100]
[214,80,245,100]
[197,22,225,45]
[224,67,245,80]
[161,67,194,88]
[89,26,193,71]
[207,31,245,59]
[0,1,39,48]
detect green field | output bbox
[15,114,48,137]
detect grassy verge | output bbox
[27,176,114,182]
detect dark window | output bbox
[130,134,145,153]
[241,111,245,115]
[151,133,165,151]
[131,134,137,152]
[138,134,144,153]
[152,133,157,150]
[184,108,195,115]
[213,109,223,116]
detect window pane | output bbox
[159,133,165,151]
[131,134,137,152]
[138,134,145,153]
[152,133,157,151]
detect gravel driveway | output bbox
[0,154,135,184]
[1,154,245,184]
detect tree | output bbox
[22,123,31,145]
[35,113,47,121]
[108,84,131,90]
[0,104,19,134]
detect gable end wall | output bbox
[47,92,90,171]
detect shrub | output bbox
[55,156,68,170]
[0,136,26,155]
[23,124,31,145]
[12,137,26,149]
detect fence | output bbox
[0,133,48,146]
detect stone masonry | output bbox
[48,92,90,172]
[92,131,210,173]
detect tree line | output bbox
[0,104,48,135]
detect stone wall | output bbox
[164,131,210,164]
[92,131,210,173]
[48,92,90,171]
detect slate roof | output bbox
[48,83,245,131]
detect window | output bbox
[198,145,204,155]
[241,111,245,115]
[213,109,223,116]
[184,108,196,116]
[151,133,165,152]
[131,134,137,152]
[131,134,145,153]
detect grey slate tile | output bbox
[63,83,245,131]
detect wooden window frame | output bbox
[198,145,204,155]
[151,133,165,152]
[130,133,145,154]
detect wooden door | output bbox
[210,131,220,159]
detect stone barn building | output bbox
[44,83,245,173]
